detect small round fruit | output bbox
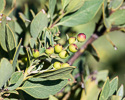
[54,44,63,53]
[53,62,61,69]
[22,57,27,62]
[62,63,70,67]
[59,50,68,59]
[45,47,54,55]
[77,33,86,42]
[33,50,40,58]
[68,37,76,44]
[69,44,78,53]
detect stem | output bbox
[50,13,66,28]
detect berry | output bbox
[59,50,68,59]
[62,63,70,67]
[45,47,54,55]
[54,44,63,53]
[68,37,76,44]
[77,33,86,42]
[53,62,61,69]
[22,57,27,62]
[33,50,40,58]
[69,44,78,53]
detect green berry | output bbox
[68,37,76,44]
[77,33,86,42]
[53,62,61,69]
[69,44,78,53]
[45,47,54,55]
[59,50,68,59]
[33,50,40,58]
[62,63,70,67]
[54,44,63,53]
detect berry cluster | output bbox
[33,33,86,69]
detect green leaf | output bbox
[61,0,70,10]
[116,85,124,99]
[99,77,110,100]
[109,77,118,96]
[6,24,16,51]
[49,95,58,100]
[0,58,13,88]
[109,9,125,26]
[30,11,48,38]
[111,95,121,100]
[34,66,75,80]
[57,0,103,26]
[109,0,123,11]
[49,0,56,18]
[0,0,6,12]
[81,79,100,100]
[19,78,68,99]
[102,0,111,29]
[65,0,85,13]
[7,71,24,90]
[0,16,16,52]
[96,70,109,82]
[87,44,100,61]
[12,39,22,71]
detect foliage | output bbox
[0,0,125,99]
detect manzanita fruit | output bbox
[54,44,63,53]
[53,62,61,69]
[62,63,70,67]
[45,47,54,55]
[68,37,76,44]
[77,33,86,42]
[33,50,40,58]
[59,50,69,59]
[69,44,78,53]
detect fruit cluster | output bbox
[33,33,86,69]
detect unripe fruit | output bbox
[68,37,76,44]
[53,62,61,69]
[33,50,40,58]
[62,63,70,67]
[54,44,63,53]
[45,47,54,55]
[69,44,78,53]
[77,33,86,42]
[22,57,27,62]
[59,50,68,59]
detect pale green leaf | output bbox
[116,85,124,99]
[0,58,13,88]
[61,0,70,10]
[12,39,22,71]
[0,0,6,13]
[35,66,75,80]
[109,77,118,96]
[49,95,58,100]
[30,11,48,38]
[49,0,56,18]
[57,0,103,26]
[20,78,68,99]
[7,71,24,90]
[109,0,123,11]
[109,9,125,25]
[65,0,85,13]
[111,95,121,100]
[99,77,110,100]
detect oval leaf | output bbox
[30,11,48,38]
[57,0,103,26]
[0,58,13,88]
[0,0,6,13]
[19,78,68,99]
